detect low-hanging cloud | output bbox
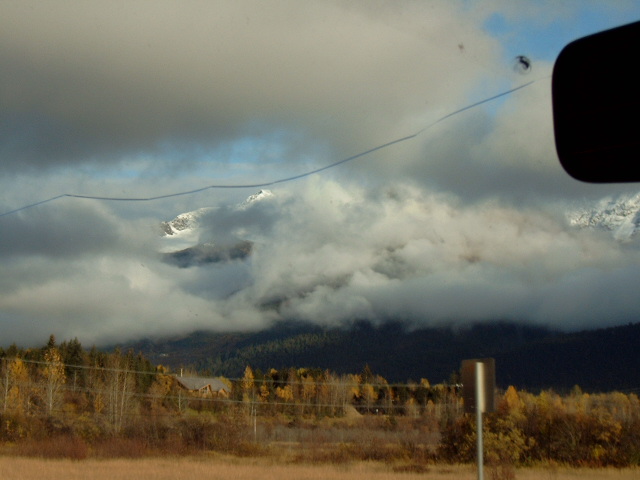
[1,179,640,346]
[237,183,640,330]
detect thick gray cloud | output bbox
[0,202,125,258]
[0,0,498,172]
[2,1,640,346]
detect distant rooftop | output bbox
[173,375,229,392]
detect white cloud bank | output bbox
[4,181,640,345]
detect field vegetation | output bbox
[2,336,640,479]
[1,456,639,480]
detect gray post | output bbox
[253,404,257,442]
[476,361,485,480]
[462,358,495,480]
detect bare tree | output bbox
[41,347,66,415]
[104,351,136,432]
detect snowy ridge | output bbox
[160,207,215,236]
[159,190,275,254]
[238,189,274,210]
[568,193,640,241]
[161,189,274,237]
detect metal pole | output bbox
[476,361,485,480]
[253,404,257,442]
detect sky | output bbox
[2,1,640,346]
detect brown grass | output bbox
[13,436,90,460]
[0,456,638,480]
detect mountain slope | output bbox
[123,320,640,392]
[159,189,274,266]
[163,241,252,268]
[137,191,640,391]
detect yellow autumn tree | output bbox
[361,383,378,413]
[500,385,526,424]
[148,372,174,414]
[242,366,254,395]
[347,374,361,403]
[276,385,294,403]
[301,374,316,414]
[5,358,31,416]
[317,371,333,416]
[41,347,66,415]
[242,366,256,409]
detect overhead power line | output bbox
[0,80,540,218]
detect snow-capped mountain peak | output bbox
[568,193,640,241]
[238,189,274,210]
[159,190,275,255]
[160,207,214,236]
[161,189,274,237]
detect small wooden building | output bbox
[173,375,230,398]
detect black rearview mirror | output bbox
[552,20,640,182]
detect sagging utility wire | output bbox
[0,79,540,218]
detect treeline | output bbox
[0,336,157,436]
[199,330,343,379]
[1,336,640,468]
[0,336,459,432]
[440,386,640,468]
[229,364,460,418]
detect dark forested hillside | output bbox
[495,322,640,392]
[123,320,640,392]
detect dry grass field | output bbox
[1,456,638,480]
